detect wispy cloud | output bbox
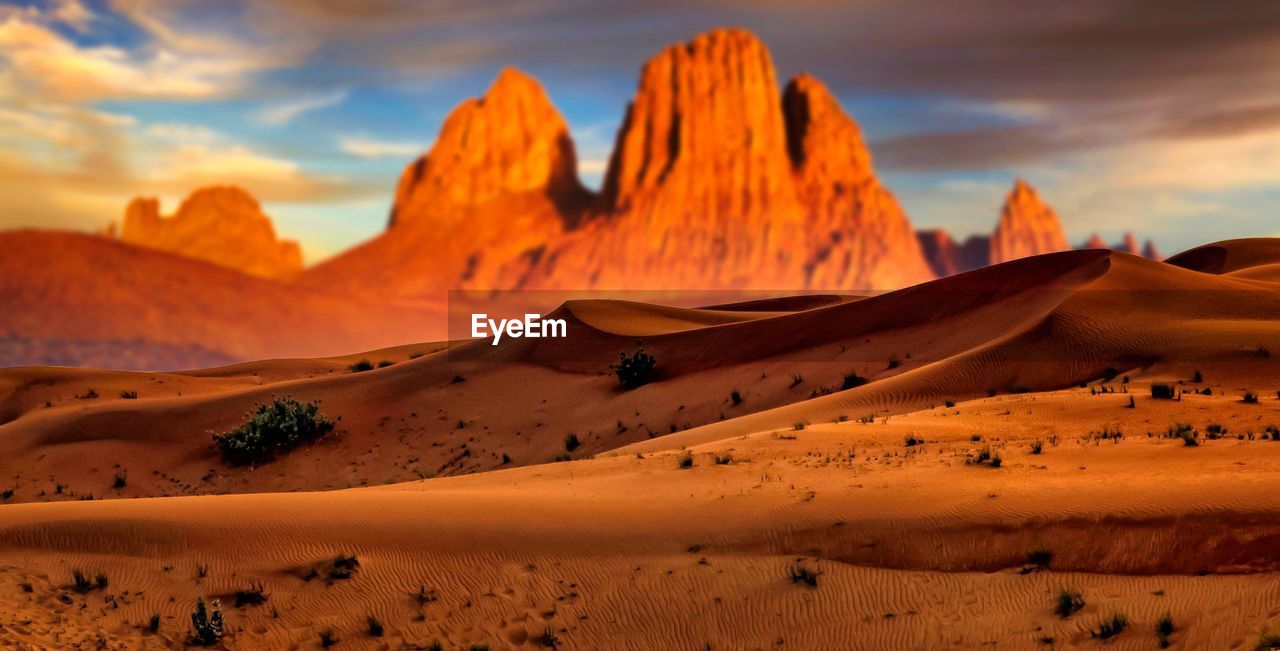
[255,89,349,126]
[338,136,422,159]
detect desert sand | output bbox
[4,241,1280,649]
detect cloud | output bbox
[255,89,349,126]
[338,136,422,159]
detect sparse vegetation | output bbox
[1030,440,1043,454]
[234,582,268,607]
[536,627,561,649]
[730,390,743,406]
[991,454,1003,468]
[714,452,732,465]
[72,569,96,593]
[328,554,360,580]
[319,629,338,647]
[1092,612,1127,639]
[190,598,224,646]
[787,560,821,587]
[348,359,374,373]
[1193,370,1203,383]
[564,433,580,452]
[789,374,804,388]
[367,616,384,637]
[793,422,806,431]
[1055,588,1085,618]
[1156,613,1174,648]
[112,472,127,489]
[944,400,956,408]
[148,613,161,634]
[213,398,335,466]
[120,390,138,399]
[613,346,656,389]
[904,435,922,447]
[1026,549,1053,567]
[677,451,694,469]
[841,373,867,390]
[1151,384,1177,399]
[1244,391,1259,404]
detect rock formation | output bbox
[989,179,1070,264]
[1081,233,1107,249]
[916,230,990,277]
[307,28,934,295]
[302,69,591,295]
[113,186,302,279]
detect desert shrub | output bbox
[944,400,956,408]
[148,614,161,633]
[377,360,394,368]
[367,616,384,637]
[1244,392,1260,404]
[789,374,804,388]
[1193,370,1203,383]
[793,422,806,431]
[613,347,656,389]
[234,582,268,607]
[329,554,360,580]
[787,561,821,587]
[970,434,982,442]
[1151,384,1177,399]
[112,473,127,489]
[190,598,224,646]
[120,390,138,399]
[714,452,732,465]
[991,454,1003,468]
[1030,440,1043,455]
[1026,549,1052,567]
[1092,612,1127,639]
[536,627,561,649]
[1258,631,1280,651]
[564,433,580,452]
[1101,367,1119,382]
[730,390,743,406]
[904,436,922,447]
[1205,423,1227,439]
[975,448,992,463]
[1267,425,1280,441]
[319,629,338,647]
[1156,613,1174,648]
[677,451,694,469]
[887,355,901,370]
[1125,395,1135,408]
[1,488,12,500]
[213,398,334,466]
[841,373,867,390]
[1055,589,1085,618]
[72,569,94,593]
[348,359,374,373]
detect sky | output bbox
[1,0,1278,262]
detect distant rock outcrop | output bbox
[989,179,1070,264]
[112,186,302,279]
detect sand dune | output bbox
[4,240,1280,648]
